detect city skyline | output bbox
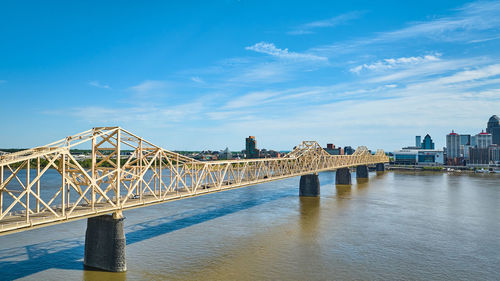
[1,1,500,151]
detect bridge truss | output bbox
[0,127,388,235]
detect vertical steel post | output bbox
[37,157,40,212]
[26,160,30,222]
[116,129,121,208]
[0,165,3,217]
[138,139,142,200]
[91,134,96,211]
[61,153,66,217]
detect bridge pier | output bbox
[84,213,127,272]
[376,163,385,172]
[356,165,368,179]
[299,174,320,197]
[335,168,351,185]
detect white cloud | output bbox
[435,64,500,85]
[288,11,365,35]
[367,56,492,83]
[350,54,441,73]
[190,76,204,83]
[88,80,110,89]
[224,91,280,109]
[245,42,327,61]
[129,80,167,93]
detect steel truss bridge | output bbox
[0,127,388,236]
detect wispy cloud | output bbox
[0,80,7,84]
[314,1,500,56]
[245,42,327,61]
[190,76,204,83]
[289,11,366,35]
[350,54,441,73]
[88,80,110,89]
[427,63,500,85]
[129,80,167,93]
[223,90,281,109]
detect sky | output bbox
[1,0,499,152]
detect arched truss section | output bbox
[0,127,388,235]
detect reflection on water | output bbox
[335,184,351,197]
[0,171,499,280]
[299,197,320,238]
[83,269,126,281]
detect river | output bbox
[0,171,498,280]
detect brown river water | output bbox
[0,171,499,280]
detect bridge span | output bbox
[0,127,388,271]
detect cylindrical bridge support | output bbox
[84,214,127,272]
[376,163,385,172]
[335,168,351,185]
[299,174,320,197]
[356,165,369,179]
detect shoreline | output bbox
[387,164,499,174]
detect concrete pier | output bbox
[84,214,127,272]
[376,163,385,172]
[335,168,351,185]
[356,165,368,178]
[299,174,320,197]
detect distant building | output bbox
[325,144,343,155]
[469,147,489,165]
[245,136,260,159]
[489,145,500,164]
[421,134,435,149]
[344,146,354,155]
[446,130,461,161]
[460,134,471,146]
[415,136,421,148]
[487,115,500,145]
[476,131,492,148]
[393,149,444,165]
[219,147,232,160]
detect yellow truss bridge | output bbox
[0,126,388,236]
[0,127,388,271]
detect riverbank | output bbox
[387,164,500,174]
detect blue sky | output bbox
[1,0,500,151]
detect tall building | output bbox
[421,134,435,149]
[476,131,492,148]
[245,136,259,159]
[460,134,470,146]
[446,130,461,161]
[469,147,489,165]
[487,115,500,145]
[489,145,500,164]
[415,136,421,148]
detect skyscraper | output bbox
[415,136,421,148]
[446,130,460,160]
[486,115,500,145]
[476,131,492,148]
[459,134,470,146]
[421,134,435,149]
[245,136,259,159]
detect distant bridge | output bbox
[0,127,388,271]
